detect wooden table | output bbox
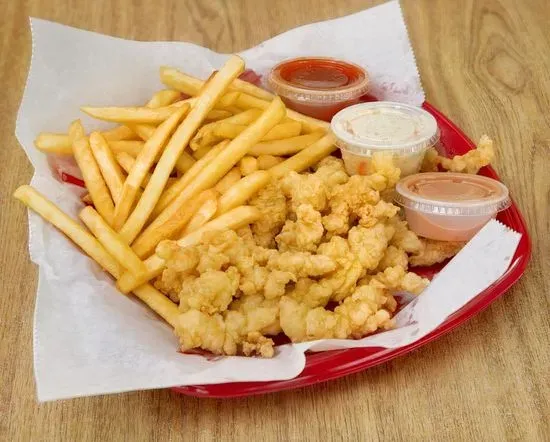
[1,0,548,440]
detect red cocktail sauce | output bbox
[267,57,369,121]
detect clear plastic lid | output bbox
[331,102,440,155]
[267,57,370,103]
[394,172,511,216]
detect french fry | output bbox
[212,91,241,108]
[160,66,274,102]
[214,167,242,194]
[153,140,229,216]
[81,105,177,124]
[204,109,233,121]
[79,206,148,275]
[13,185,122,277]
[235,93,329,133]
[103,91,180,144]
[89,132,126,204]
[239,156,258,176]
[160,66,328,133]
[114,135,194,174]
[280,114,324,134]
[160,66,203,96]
[211,122,246,139]
[214,108,262,126]
[115,152,148,180]
[69,120,85,141]
[131,284,180,328]
[112,107,189,232]
[177,205,261,248]
[261,121,301,140]
[34,129,143,156]
[269,133,337,178]
[127,123,156,141]
[169,94,234,112]
[190,108,261,151]
[131,189,217,259]
[224,105,245,115]
[192,145,211,160]
[190,131,217,152]
[34,93,180,155]
[175,151,196,174]
[248,131,324,156]
[34,133,72,155]
[216,170,270,215]
[286,108,329,133]
[108,140,145,157]
[213,121,301,141]
[81,193,93,205]
[13,185,179,327]
[180,194,218,236]
[116,205,260,294]
[69,121,115,224]
[116,152,176,189]
[147,89,182,108]
[101,125,138,141]
[233,93,269,111]
[144,97,285,239]
[123,91,180,141]
[117,254,166,294]
[118,56,244,245]
[257,154,285,170]
[232,77,274,101]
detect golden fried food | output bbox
[348,224,395,270]
[366,266,430,295]
[153,152,441,356]
[276,204,323,252]
[317,236,363,302]
[280,171,328,212]
[19,56,492,360]
[421,135,495,174]
[409,238,466,267]
[249,181,287,247]
[279,281,394,342]
[178,267,240,314]
[389,218,424,254]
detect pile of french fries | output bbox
[15,55,337,331]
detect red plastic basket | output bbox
[171,101,531,398]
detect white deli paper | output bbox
[15,1,521,401]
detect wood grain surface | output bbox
[1,0,549,440]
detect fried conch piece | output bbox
[178,267,240,314]
[422,135,495,174]
[175,309,275,357]
[347,223,395,271]
[267,251,337,278]
[388,218,423,254]
[312,156,349,187]
[280,170,328,212]
[279,281,394,342]
[228,294,281,335]
[366,265,430,295]
[377,245,409,271]
[322,175,381,236]
[317,236,363,302]
[249,181,287,247]
[409,238,466,267]
[276,203,324,252]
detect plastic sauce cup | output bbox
[331,102,440,177]
[267,57,369,121]
[394,172,511,241]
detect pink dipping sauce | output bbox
[395,173,511,241]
